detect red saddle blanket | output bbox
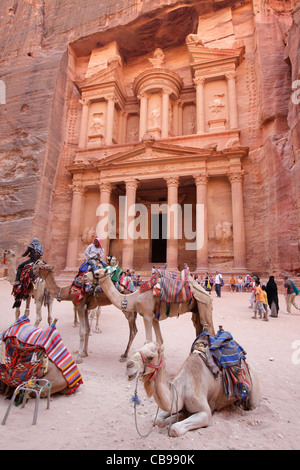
[12,264,37,299]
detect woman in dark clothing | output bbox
[13,238,43,284]
[266,276,279,317]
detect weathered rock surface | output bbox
[0,0,299,274]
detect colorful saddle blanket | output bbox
[0,337,45,388]
[191,328,252,408]
[12,264,37,302]
[139,272,160,293]
[159,268,192,304]
[1,316,83,394]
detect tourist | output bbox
[85,238,105,271]
[283,275,300,314]
[252,279,267,320]
[13,237,43,285]
[199,276,205,288]
[262,285,269,318]
[229,274,237,292]
[266,276,279,317]
[136,274,142,286]
[248,276,258,308]
[237,276,244,292]
[205,272,212,294]
[152,266,157,275]
[132,270,137,287]
[244,274,252,292]
[215,270,223,297]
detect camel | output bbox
[126,341,260,437]
[93,269,215,346]
[33,264,138,364]
[3,249,54,328]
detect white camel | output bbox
[126,341,260,437]
[92,269,215,346]
[3,249,54,328]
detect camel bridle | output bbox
[139,350,163,382]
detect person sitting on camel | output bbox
[13,237,43,285]
[85,238,106,271]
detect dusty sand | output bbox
[0,277,299,451]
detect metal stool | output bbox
[1,378,51,425]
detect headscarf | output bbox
[93,238,103,249]
[28,238,43,256]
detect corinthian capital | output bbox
[165,176,179,187]
[227,171,244,184]
[194,173,209,185]
[125,179,139,191]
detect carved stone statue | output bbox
[148,48,165,68]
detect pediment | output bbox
[93,141,213,170]
[76,61,126,97]
[187,43,244,68]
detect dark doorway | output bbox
[151,212,167,263]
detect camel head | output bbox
[126,342,164,388]
[32,263,54,278]
[3,249,15,261]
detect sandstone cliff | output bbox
[0,0,299,274]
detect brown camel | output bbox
[126,341,260,437]
[3,249,54,328]
[33,264,138,363]
[93,269,215,346]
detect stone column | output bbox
[178,100,183,136]
[138,92,148,140]
[105,94,115,145]
[165,176,179,271]
[161,89,170,139]
[194,78,205,134]
[228,171,246,270]
[173,101,179,135]
[194,174,209,271]
[226,71,238,129]
[97,181,112,260]
[78,99,89,148]
[65,183,85,269]
[122,180,139,270]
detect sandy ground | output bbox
[0,277,299,452]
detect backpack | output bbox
[291,281,299,296]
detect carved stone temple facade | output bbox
[1,1,299,277]
[64,39,249,274]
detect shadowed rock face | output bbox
[0,0,299,276]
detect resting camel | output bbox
[126,342,260,437]
[3,249,54,328]
[0,356,69,399]
[33,264,138,364]
[93,269,215,346]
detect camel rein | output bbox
[132,353,179,437]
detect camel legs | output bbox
[169,407,212,437]
[143,317,163,345]
[76,305,90,364]
[89,306,101,334]
[119,312,138,362]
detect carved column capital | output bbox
[227,170,244,184]
[194,173,209,185]
[225,71,237,81]
[69,182,85,195]
[193,77,205,86]
[125,179,139,191]
[99,181,112,193]
[165,176,179,188]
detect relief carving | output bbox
[148,48,165,68]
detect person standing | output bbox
[266,276,279,317]
[283,275,300,314]
[253,279,267,320]
[215,270,223,297]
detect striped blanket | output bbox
[1,316,83,394]
[159,268,192,304]
[191,328,252,408]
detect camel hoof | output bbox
[119,355,128,363]
[95,328,101,334]
[76,357,83,364]
[73,323,78,328]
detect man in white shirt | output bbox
[215,270,223,297]
[85,238,105,269]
